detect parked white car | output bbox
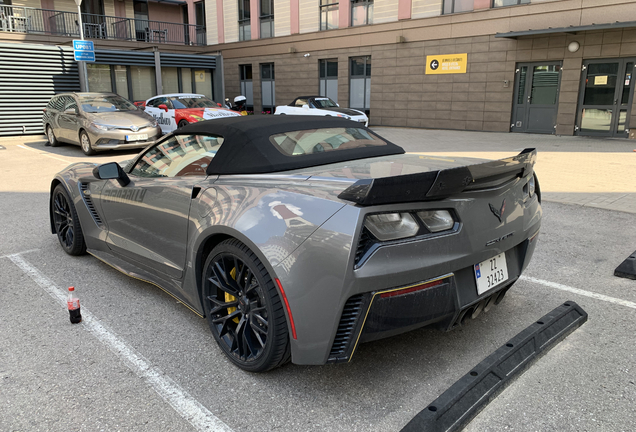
[274,96,368,126]
[142,93,241,134]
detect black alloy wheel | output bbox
[46,125,60,147]
[178,120,189,128]
[203,239,290,372]
[51,184,86,255]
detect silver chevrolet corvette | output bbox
[49,116,541,372]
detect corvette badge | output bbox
[489,199,506,223]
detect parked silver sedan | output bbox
[43,92,161,155]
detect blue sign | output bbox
[73,40,95,62]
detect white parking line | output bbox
[7,253,234,432]
[17,144,73,163]
[520,275,636,310]
[0,248,39,259]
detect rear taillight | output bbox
[380,279,444,298]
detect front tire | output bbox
[51,184,86,256]
[46,125,60,147]
[178,120,189,128]
[80,131,96,155]
[202,239,290,372]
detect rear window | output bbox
[269,127,387,156]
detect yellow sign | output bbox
[195,70,206,82]
[594,75,608,85]
[425,53,467,74]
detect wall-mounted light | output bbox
[304,53,311,57]
[567,41,580,53]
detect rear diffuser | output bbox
[400,301,588,432]
[614,250,636,280]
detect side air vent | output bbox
[354,228,375,267]
[79,182,104,227]
[328,294,365,361]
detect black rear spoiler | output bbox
[338,148,537,206]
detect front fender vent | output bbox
[79,182,104,227]
[328,294,366,363]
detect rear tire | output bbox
[51,184,87,256]
[202,239,291,372]
[80,131,96,155]
[46,125,60,147]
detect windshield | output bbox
[80,95,137,113]
[170,96,218,109]
[312,98,338,109]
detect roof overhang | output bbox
[495,21,636,39]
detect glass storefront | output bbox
[114,65,129,99]
[130,66,156,102]
[194,69,213,99]
[85,63,215,104]
[162,67,179,94]
[182,68,193,93]
[87,64,112,93]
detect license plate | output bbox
[126,134,148,142]
[474,253,508,295]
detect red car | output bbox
[140,93,241,133]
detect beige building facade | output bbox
[206,0,636,139]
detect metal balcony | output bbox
[0,5,206,46]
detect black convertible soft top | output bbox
[175,116,405,175]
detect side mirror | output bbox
[93,162,130,187]
[64,108,76,115]
[302,104,310,110]
[336,103,340,107]
[158,104,168,112]
[217,103,223,107]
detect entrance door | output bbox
[576,59,635,137]
[511,62,562,134]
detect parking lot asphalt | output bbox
[1,131,635,432]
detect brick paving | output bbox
[372,127,636,214]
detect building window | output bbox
[260,0,274,38]
[493,0,529,7]
[133,0,149,41]
[238,0,251,41]
[319,59,338,103]
[194,1,206,45]
[442,0,473,14]
[320,0,338,31]
[349,56,370,115]
[240,64,254,112]
[351,0,373,26]
[260,63,275,113]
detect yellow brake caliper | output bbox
[226,267,239,323]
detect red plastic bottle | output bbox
[67,286,82,324]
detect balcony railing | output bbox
[0,5,206,46]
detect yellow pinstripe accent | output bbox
[348,273,454,362]
[87,251,204,318]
